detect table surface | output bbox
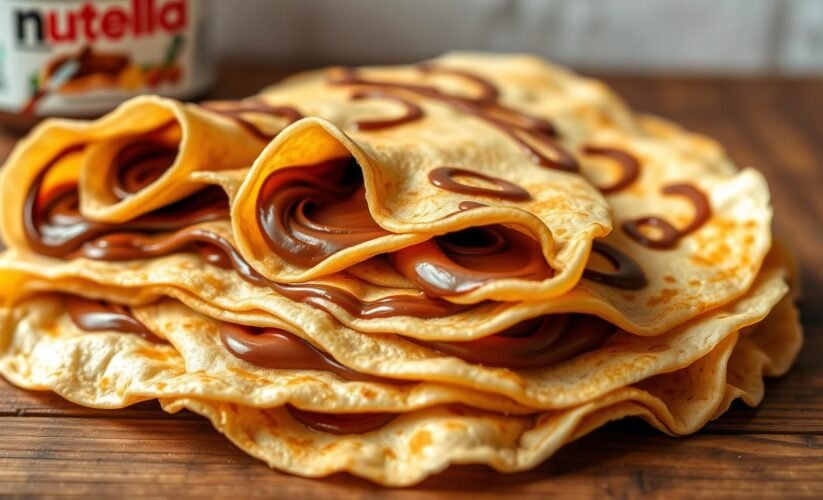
[1,67,822,498]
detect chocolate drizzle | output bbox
[583,241,648,289]
[219,322,401,384]
[66,295,164,343]
[623,184,712,249]
[256,157,389,266]
[330,66,578,171]
[287,406,397,435]
[582,146,640,194]
[390,225,552,296]
[429,167,530,201]
[415,315,612,369]
[418,64,501,103]
[200,99,304,141]
[350,90,424,131]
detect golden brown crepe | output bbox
[0,249,790,410]
[0,96,284,231]
[0,53,772,339]
[0,52,802,486]
[0,292,800,485]
[0,293,532,415]
[164,301,799,487]
[0,164,771,340]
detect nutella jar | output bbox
[0,0,214,130]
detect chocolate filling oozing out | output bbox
[66,295,165,344]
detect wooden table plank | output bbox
[0,70,821,495]
[1,417,821,498]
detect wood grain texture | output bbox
[0,68,821,497]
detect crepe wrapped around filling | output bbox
[0,130,772,342]
[1,54,772,336]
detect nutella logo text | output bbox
[14,0,187,47]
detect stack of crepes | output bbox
[0,53,802,486]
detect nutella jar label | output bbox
[0,0,214,117]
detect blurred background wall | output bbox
[213,0,823,73]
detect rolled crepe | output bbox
[0,163,772,344]
[227,52,766,305]
[0,54,772,318]
[0,94,289,247]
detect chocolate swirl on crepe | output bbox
[23,167,230,259]
[221,315,608,372]
[623,183,712,249]
[256,157,389,266]
[286,406,398,435]
[218,322,401,384]
[349,91,424,131]
[582,145,641,194]
[390,225,553,296]
[0,53,797,486]
[108,140,179,200]
[412,314,612,369]
[429,167,531,201]
[583,241,648,290]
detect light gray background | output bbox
[212,0,823,73]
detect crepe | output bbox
[0,293,531,415]
[0,290,800,485]
[0,53,771,339]
[0,96,289,232]
[1,98,613,305]
[0,52,802,486]
[0,160,771,343]
[0,249,790,410]
[165,297,799,486]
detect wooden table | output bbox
[1,68,822,497]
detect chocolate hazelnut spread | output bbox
[66,294,165,343]
[23,148,472,319]
[286,406,398,435]
[256,157,390,267]
[0,0,214,130]
[412,315,613,369]
[218,322,405,384]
